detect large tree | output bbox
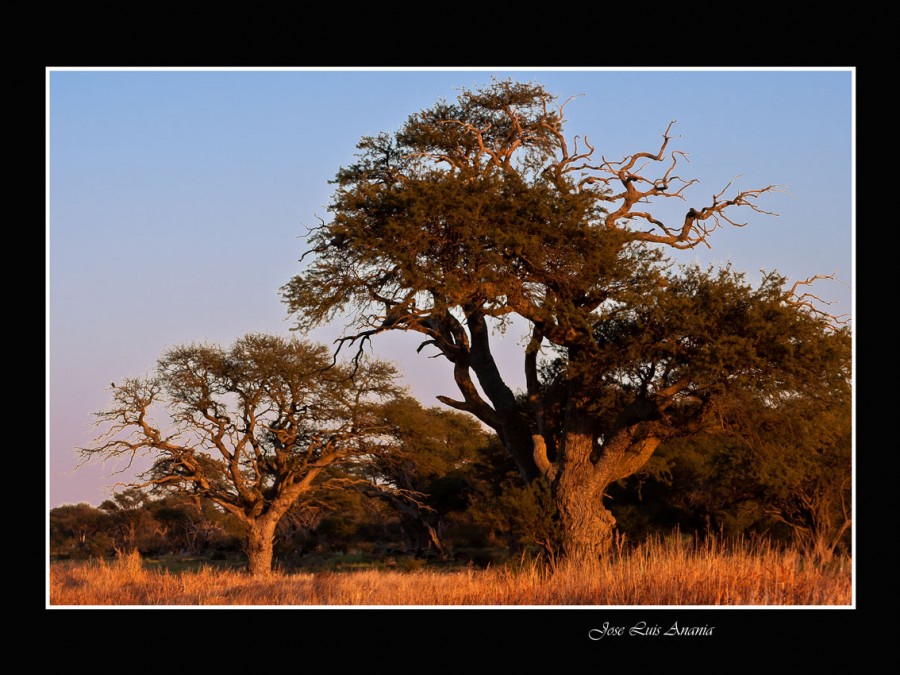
[282,80,849,560]
[80,333,397,575]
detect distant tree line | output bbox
[54,376,850,568]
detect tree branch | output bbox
[786,272,850,329]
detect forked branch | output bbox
[570,122,781,249]
[786,273,850,328]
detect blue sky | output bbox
[48,68,854,507]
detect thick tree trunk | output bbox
[246,517,278,576]
[552,381,662,561]
[554,428,616,561]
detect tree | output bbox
[282,80,848,560]
[80,333,397,575]
[606,370,852,556]
[355,396,489,557]
[713,380,852,562]
[468,454,564,564]
[98,487,158,552]
[50,503,114,558]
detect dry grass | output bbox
[49,536,851,606]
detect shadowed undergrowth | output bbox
[49,535,851,606]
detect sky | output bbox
[48,68,854,508]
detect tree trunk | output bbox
[813,537,835,565]
[465,308,542,481]
[554,428,616,561]
[552,384,662,561]
[496,411,543,482]
[403,518,446,558]
[423,521,446,558]
[246,517,278,576]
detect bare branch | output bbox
[571,122,782,249]
[786,272,851,328]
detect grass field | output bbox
[49,534,851,606]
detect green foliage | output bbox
[50,503,113,559]
[378,396,489,480]
[282,79,656,357]
[50,494,248,560]
[466,437,564,560]
[469,476,563,563]
[608,363,851,561]
[721,387,851,561]
[547,264,847,433]
[353,396,492,556]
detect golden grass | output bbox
[49,536,851,606]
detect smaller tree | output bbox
[718,388,852,563]
[80,333,397,575]
[356,396,489,557]
[607,358,851,563]
[98,487,158,552]
[50,503,113,559]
